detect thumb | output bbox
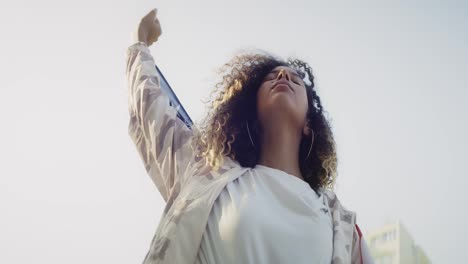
[149,8,157,19]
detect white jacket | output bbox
[126,41,374,264]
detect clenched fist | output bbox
[134,8,162,46]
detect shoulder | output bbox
[320,188,350,209]
[320,188,340,209]
[320,188,357,223]
[189,155,241,182]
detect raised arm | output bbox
[126,8,197,202]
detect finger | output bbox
[149,34,159,45]
[144,8,157,21]
[149,8,157,20]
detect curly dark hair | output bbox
[191,49,338,193]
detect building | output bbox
[365,219,431,264]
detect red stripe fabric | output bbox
[355,224,363,264]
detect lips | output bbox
[272,80,294,93]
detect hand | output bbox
[134,8,162,46]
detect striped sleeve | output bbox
[126,42,197,202]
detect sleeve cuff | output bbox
[130,41,148,48]
[127,41,150,57]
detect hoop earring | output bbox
[246,121,255,148]
[305,130,315,160]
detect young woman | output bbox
[126,8,374,264]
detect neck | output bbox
[257,118,303,180]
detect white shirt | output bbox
[195,164,333,264]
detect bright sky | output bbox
[1,0,467,263]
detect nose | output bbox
[276,69,291,81]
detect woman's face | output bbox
[256,66,309,133]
